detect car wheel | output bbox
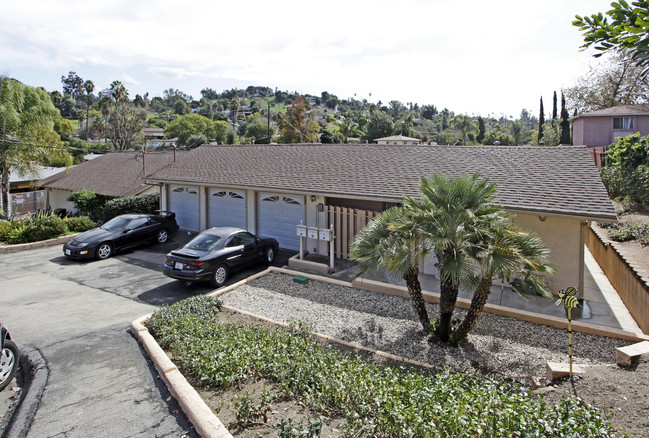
[265,247,275,264]
[96,243,113,260]
[210,265,228,288]
[0,340,19,391]
[156,229,169,244]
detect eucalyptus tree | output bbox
[102,81,146,150]
[0,77,72,213]
[349,205,432,331]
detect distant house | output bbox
[572,104,649,166]
[6,166,67,217]
[142,128,166,148]
[374,135,421,145]
[40,151,182,215]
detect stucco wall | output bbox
[573,115,649,147]
[420,212,583,296]
[47,189,77,213]
[512,213,583,295]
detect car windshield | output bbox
[185,234,222,251]
[101,216,131,231]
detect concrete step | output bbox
[616,341,649,367]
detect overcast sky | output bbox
[1,0,613,118]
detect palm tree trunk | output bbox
[437,277,458,342]
[451,277,493,344]
[403,266,430,332]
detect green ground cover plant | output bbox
[0,213,95,244]
[146,296,616,437]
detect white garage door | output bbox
[257,193,305,250]
[208,189,246,229]
[168,185,199,231]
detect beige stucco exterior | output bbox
[159,179,588,297]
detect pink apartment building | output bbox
[572,104,649,167]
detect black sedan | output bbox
[163,227,278,287]
[63,212,179,260]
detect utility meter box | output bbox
[308,228,318,239]
[319,229,332,241]
[296,225,307,237]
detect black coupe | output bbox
[63,212,179,260]
[163,227,278,287]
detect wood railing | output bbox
[586,226,649,334]
[326,206,379,259]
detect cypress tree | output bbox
[552,91,558,120]
[477,116,486,143]
[538,97,545,144]
[560,93,571,144]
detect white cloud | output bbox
[0,0,616,115]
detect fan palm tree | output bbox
[406,173,503,342]
[451,114,478,145]
[349,205,432,331]
[336,117,361,143]
[449,216,555,344]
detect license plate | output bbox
[175,262,184,270]
[65,249,71,255]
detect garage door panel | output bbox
[208,189,246,229]
[257,193,305,250]
[168,185,199,231]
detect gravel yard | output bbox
[219,272,628,386]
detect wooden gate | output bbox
[326,206,379,259]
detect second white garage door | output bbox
[257,193,305,250]
[208,189,246,229]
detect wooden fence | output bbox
[326,206,379,259]
[585,226,649,334]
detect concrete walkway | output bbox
[345,246,641,333]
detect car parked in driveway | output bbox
[163,227,278,287]
[0,322,19,391]
[63,212,179,260]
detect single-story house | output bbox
[41,151,183,214]
[375,134,421,145]
[572,104,649,166]
[6,166,67,217]
[143,143,617,295]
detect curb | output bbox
[132,267,647,437]
[0,234,75,254]
[130,317,233,438]
[5,347,49,438]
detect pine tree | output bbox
[560,93,571,144]
[538,97,545,144]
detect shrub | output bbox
[65,216,96,232]
[102,193,160,222]
[147,297,616,437]
[0,220,17,242]
[67,190,108,221]
[14,214,68,243]
[609,223,649,245]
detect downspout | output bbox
[579,220,588,298]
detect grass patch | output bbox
[146,296,615,437]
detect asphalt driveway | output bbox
[0,233,294,437]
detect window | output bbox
[613,117,634,130]
[128,218,149,230]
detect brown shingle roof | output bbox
[577,104,649,117]
[145,144,617,220]
[42,151,182,197]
